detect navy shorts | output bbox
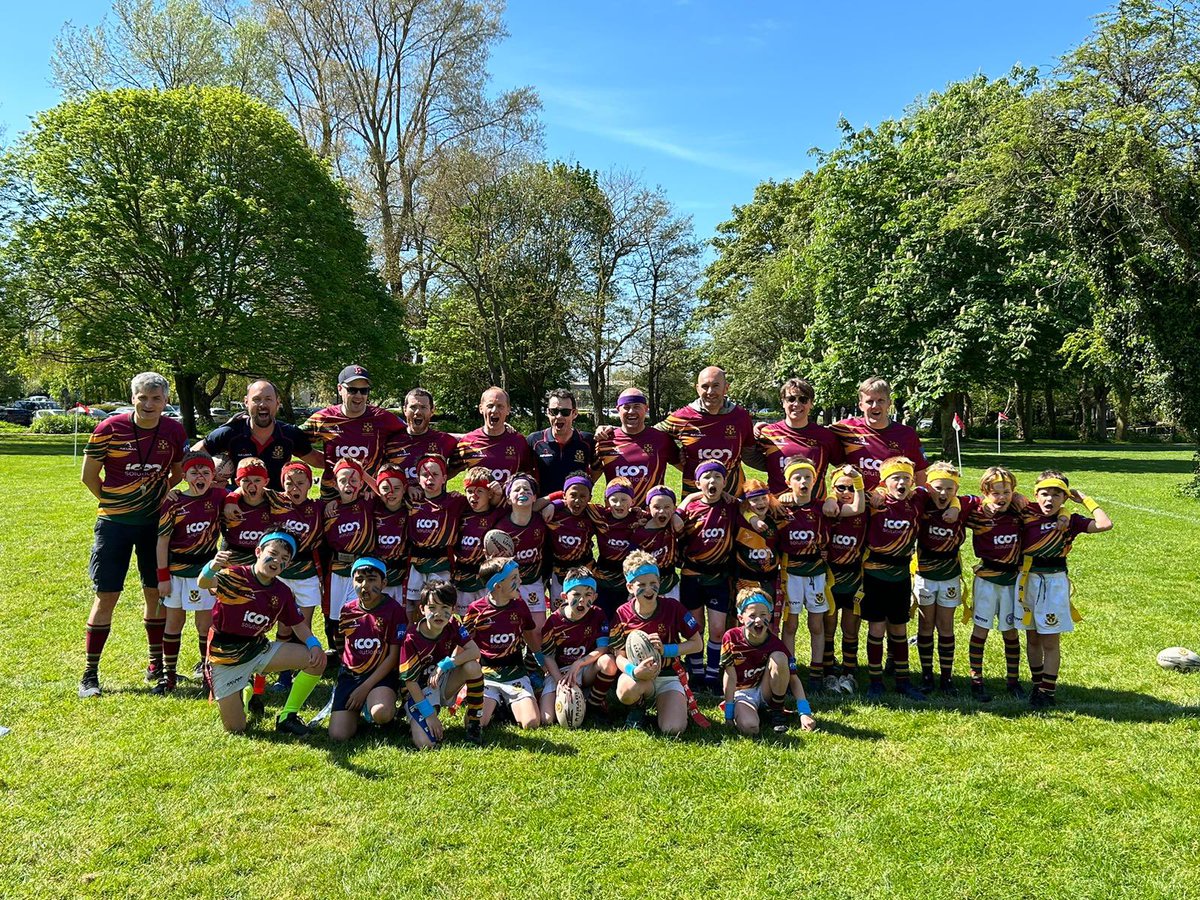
[681,575,731,614]
[332,668,400,713]
[89,518,159,593]
[596,582,626,621]
[859,573,912,625]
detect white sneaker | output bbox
[824,675,842,693]
[839,674,856,694]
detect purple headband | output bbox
[617,389,647,406]
[604,482,634,499]
[563,475,593,491]
[646,485,676,504]
[743,487,769,500]
[694,460,727,480]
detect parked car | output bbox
[918,417,934,431]
[0,407,33,426]
[26,395,52,403]
[113,406,136,416]
[209,407,230,420]
[32,408,66,419]
[164,404,183,419]
[68,406,107,420]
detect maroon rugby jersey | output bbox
[657,402,755,494]
[720,626,793,689]
[778,502,830,577]
[827,511,868,568]
[587,505,645,584]
[829,417,928,490]
[209,565,301,664]
[399,619,471,687]
[732,510,783,584]
[86,413,188,524]
[757,420,844,497]
[546,500,595,572]
[464,597,536,671]
[632,523,680,592]
[455,428,533,485]
[373,503,409,586]
[302,404,405,499]
[324,494,376,575]
[593,426,679,504]
[407,491,470,574]
[269,492,323,580]
[1020,509,1092,572]
[965,500,1023,584]
[385,427,460,481]
[541,607,610,668]
[915,490,980,580]
[452,506,507,591]
[678,497,739,579]
[862,493,926,582]
[339,595,408,675]
[497,513,548,583]
[222,496,275,564]
[158,486,227,576]
[609,596,701,652]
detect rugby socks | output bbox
[252,674,266,696]
[162,631,182,677]
[1003,634,1021,687]
[766,691,785,712]
[889,634,911,687]
[866,632,885,685]
[705,640,721,686]
[937,633,955,682]
[84,623,111,674]
[1029,662,1044,690]
[822,611,837,670]
[465,673,485,719]
[1039,672,1058,700]
[588,669,617,707]
[808,660,823,683]
[917,633,935,679]
[197,636,208,665]
[686,650,704,682]
[144,616,167,668]
[279,670,321,717]
[968,634,987,684]
[842,634,859,674]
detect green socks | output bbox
[280,670,321,717]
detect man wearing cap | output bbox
[592,386,680,504]
[383,387,458,488]
[193,380,318,490]
[302,364,406,500]
[656,366,758,494]
[526,388,595,495]
[455,386,534,486]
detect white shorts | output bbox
[162,575,215,612]
[1019,571,1074,635]
[972,577,1019,630]
[734,685,763,709]
[456,589,484,617]
[282,575,322,609]
[540,662,594,697]
[648,673,685,699]
[483,676,535,706]
[914,574,962,609]
[419,679,454,709]
[518,579,547,615]
[210,642,282,701]
[406,567,451,606]
[787,572,830,615]
[328,572,357,620]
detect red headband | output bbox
[417,454,448,478]
[183,457,215,474]
[464,476,491,488]
[333,458,365,476]
[281,461,312,481]
[236,461,269,481]
[377,466,407,483]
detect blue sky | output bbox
[2,1,1106,244]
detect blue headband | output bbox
[738,592,772,613]
[258,531,297,556]
[563,575,597,594]
[351,556,387,577]
[625,563,659,584]
[486,559,519,592]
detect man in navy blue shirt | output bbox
[193,380,319,489]
[527,388,595,495]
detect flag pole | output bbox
[955,425,962,471]
[997,417,1001,455]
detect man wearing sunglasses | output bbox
[527,389,595,494]
[754,377,844,498]
[301,365,406,500]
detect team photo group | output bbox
[77,364,1113,747]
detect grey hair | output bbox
[131,372,170,399]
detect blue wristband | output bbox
[414,698,435,719]
[795,699,812,716]
[623,661,637,678]
[663,643,679,658]
[724,704,735,722]
[533,652,546,666]
[305,635,321,650]
[200,562,218,580]
[437,656,456,673]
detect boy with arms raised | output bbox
[496,473,550,626]
[539,568,618,723]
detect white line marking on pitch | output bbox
[1093,497,1200,525]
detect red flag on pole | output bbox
[952,413,964,433]
[997,411,1010,422]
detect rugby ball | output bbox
[1156,646,1200,671]
[483,529,515,559]
[554,680,587,728]
[625,630,662,669]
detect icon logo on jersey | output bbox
[491,468,512,483]
[352,637,381,651]
[185,521,209,535]
[489,633,516,646]
[559,535,582,547]
[789,529,815,542]
[746,548,771,561]
[744,663,767,683]
[416,518,438,530]
[283,520,311,536]
[993,534,1019,546]
[928,525,956,540]
[615,465,649,478]
[405,466,418,480]
[696,448,733,463]
[700,527,726,539]
[239,529,267,543]
[337,521,361,535]
[607,539,629,551]
[860,457,883,471]
[831,534,858,547]
[335,445,369,461]
[516,548,538,562]
[378,534,404,547]
[461,535,480,547]
[882,518,909,530]
[243,610,270,627]
[126,462,164,475]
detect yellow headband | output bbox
[879,460,914,483]
[983,472,1016,490]
[785,460,817,483]
[927,470,960,486]
[1034,477,1070,493]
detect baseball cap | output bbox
[338,364,370,385]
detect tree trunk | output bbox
[280,376,295,424]
[1045,385,1058,439]
[938,392,961,461]
[1018,384,1034,444]
[175,371,198,438]
[1114,386,1131,442]
[1093,383,1110,443]
[1077,384,1090,442]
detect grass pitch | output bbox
[1,434,1198,899]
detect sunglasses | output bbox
[548,407,573,417]
[343,386,369,395]
[833,483,854,492]
[784,395,813,404]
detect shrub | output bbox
[29,414,99,435]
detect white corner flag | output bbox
[952,413,964,471]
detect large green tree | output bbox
[0,86,400,433]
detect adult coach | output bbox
[592,387,679,504]
[754,378,844,497]
[830,376,928,490]
[302,365,406,500]
[657,366,757,494]
[527,388,594,495]
[383,387,458,483]
[456,386,534,485]
[193,380,318,489]
[79,372,188,698]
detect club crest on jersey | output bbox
[157,440,170,451]
[725,425,737,437]
[505,446,515,457]
[363,422,374,434]
[1045,613,1059,626]
[189,589,201,602]
[575,451,585,462]
[272,446,285,458]
[642,443,654,454]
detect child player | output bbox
[913,461,979,695]
[451,466,507,615]
[496,473,550,626]
[398,580,486,748]
[371,463,409,600]
[545,472,596,600]
[588,477,647,618]
[538,567,618,724]
[198,532,326,735]
[405,454,470,614]
[464,557,545,731]
[633,485,684,601]
[610,551,704,735]
[732,479,784,604]
[221,457,274,564]
[1019,470,1113,707]
[721,588,816,736]
[824,465,869,694]
[322,458,377,655]
[154,451,225,694]
[328,557,407,742]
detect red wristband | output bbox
[157,567,171,582]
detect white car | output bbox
[32,407,65,419]
[68,406,107,420]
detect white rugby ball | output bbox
[483,529,515,558]
[1157,646,1200,671]
[554,680,587,728]
[625,630,662,668]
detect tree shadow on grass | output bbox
[0,439,90,456]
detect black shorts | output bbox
[681,575,731,614]
[332,668,400,713]
[596,583,626,621]
[859,573,911,625]
[89,517,159,593]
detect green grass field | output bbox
[2,434,1198,899]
